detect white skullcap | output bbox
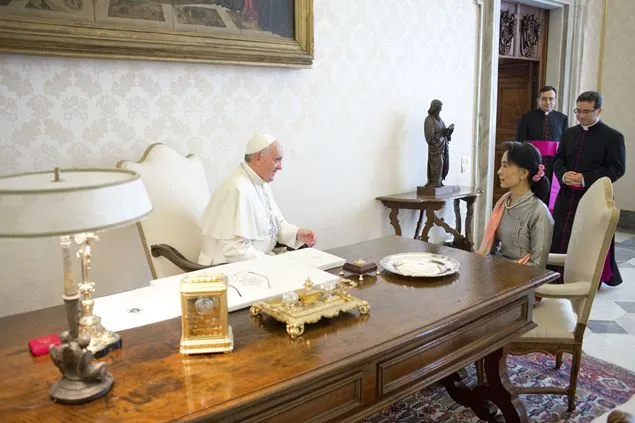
[245,133,277,155]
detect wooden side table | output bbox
[376,186,482,251]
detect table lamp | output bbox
[0,168,152,404]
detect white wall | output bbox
[601,0,635,211]
[0,0,479,317]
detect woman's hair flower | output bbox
[532,164,545,182]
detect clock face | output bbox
[186,295,225,337]
[195,296,219,315]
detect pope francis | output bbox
[198,133,317,265]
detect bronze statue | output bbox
[424,99,454,188]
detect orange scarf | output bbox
[477,192,531,265]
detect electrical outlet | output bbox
[461,156,470,173]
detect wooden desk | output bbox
[0,236,557,423]
[377,187,481,251]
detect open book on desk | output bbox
[92,255,340,332]
[150,254,339,313]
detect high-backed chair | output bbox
[509,177,620,411]
[117,144,211,279]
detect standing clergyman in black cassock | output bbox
[516,86,569,205]
[551,91,626,286]
[517,85,569,142]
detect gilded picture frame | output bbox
[0,0,313,68]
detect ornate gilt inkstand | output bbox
[250,277,370,339]
[75,233,122,358]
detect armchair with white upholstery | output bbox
[509,177,620,411]
[117,144,212,279]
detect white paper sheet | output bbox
[92,286,181,332]
[91,254,339,332]
[150,254,339,312]
[280,248,347,270]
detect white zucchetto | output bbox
[245,133,277,155]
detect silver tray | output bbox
[380,252,460,277]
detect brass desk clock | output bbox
[179,274,233,354]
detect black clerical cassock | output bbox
[517,109,569,206]
[551,120,626,286]
[516,109,569,143]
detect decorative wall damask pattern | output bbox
[0,0,478,316]
[602,0,635,210]
[579,0,604,93]
[576,0,633,211]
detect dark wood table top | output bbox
[0,236,557,422]
[376,186,481,203]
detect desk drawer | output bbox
[377,297,529,397]
[237,371,364,423]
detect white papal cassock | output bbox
[198,163,302,265]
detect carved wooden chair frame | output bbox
[509,178,619,411]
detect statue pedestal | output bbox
[417,185,460,196]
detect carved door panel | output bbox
[493,59,538,205]
[500,2,548,62]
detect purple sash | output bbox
[528,140,560,212]
[601,248,613,283]
[528,140,559,156]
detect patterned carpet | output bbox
[365,353,635,422]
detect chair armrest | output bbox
[535,281,592,298]
[547,253,566,266]
[150,244,213,272]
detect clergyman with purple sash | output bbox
[516,85,569,211]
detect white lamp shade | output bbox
[0,168,153,238]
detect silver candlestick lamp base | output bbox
[79,314,123,359]
[75,234,123,358]
[49,236,115,404]
[78,280,122,358]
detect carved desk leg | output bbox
[414,210,425,240]
[424,201,472,251]
[465,196,476,246]
[420,207,437,242]
[481,347,528,422]
[388,207,402,236]
[454,199,462,236]
[440,346,528,423]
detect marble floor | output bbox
[582,230,635,372]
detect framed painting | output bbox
[0,0,313,67]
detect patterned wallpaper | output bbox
[0,0,479,316]
[601,0,634,210]
[579,0,604,93]
[576,0,633,211]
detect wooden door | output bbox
[493,59,539,205]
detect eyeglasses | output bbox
[228,271,272,298]
[573,108,597,115]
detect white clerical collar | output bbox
[582,119,600,131]
[538,108,550,116]
[241,162,266,186]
